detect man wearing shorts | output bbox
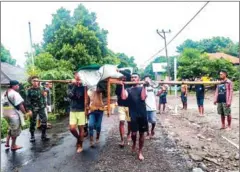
[157,86,168,114]
[115,71,131,147]
[214,70,233,130]
[121,73,148,160]
[144,75,157,139]
[195,78,205,116]
[3,80,30,150]
[68,72,86,153]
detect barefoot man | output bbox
[121,73,148,160]
[115,71,131,147]
[3,80,31,150]
[67,72,86,153]
[214,70,233,130]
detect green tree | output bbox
[1,43,16,65]
[177,37,237,55]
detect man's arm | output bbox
[121,83,128,100]
[141,86,147,101]
[227,81,233,106]
[25,89,32,111]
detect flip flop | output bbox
[5,144,10,148]
[11,145,22,151]
[119,143,125,148]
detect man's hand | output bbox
[71,79,81,86]
[214,101,217,105]
[143,81,149,88]
[226,103,231,107]
[26,110,32,118]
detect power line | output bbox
[142,1,210,67]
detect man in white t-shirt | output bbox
[144,75,157,139]
[2,80,31,151]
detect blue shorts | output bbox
[159,97,167,104]
[197,97,204,107]
[147,111,156,124]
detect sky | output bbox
[1,2,239,68]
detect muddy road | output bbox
[1,91,239,172]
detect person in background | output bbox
[195,78,205,116]
[26,76,50,142]
[157,85,168,114]
[3,80,31,150]
[67,72,86,153]
[214,70,233,130]
[144,75,157,139]
[181,79,188,110]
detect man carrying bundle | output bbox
[87,83,105,148]
[121,73,148,161]
[67,72,87,153]
[115,70,131,147]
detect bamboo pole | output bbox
[107,78,111,117]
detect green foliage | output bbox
[177,37,239,57]
[177,48,237,80]
[22,118,30,130]
[48,113,57,121]
[1,118,8,138]
[0,43,16,65]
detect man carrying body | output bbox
[157,85,168,114]
[181,80,188,110]
[67,72,86,153]
[26,76,50,142]
[121,73,148,160]
[195,78,205,116]
[214,70,233,130]
[87,84,105,148]
[3,80,31,150]
[144,75,157,139]
[115,70,131,147]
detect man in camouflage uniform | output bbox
[26,76,50,142]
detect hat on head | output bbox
[10,80,19,87]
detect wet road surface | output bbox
[1,115,118,172]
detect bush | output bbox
[233,81,239,91]
[1,118,9,138]
[48,113,57,121]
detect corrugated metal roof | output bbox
[1,62,28,84]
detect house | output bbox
[207,52,239,65]
[1,62,28,116]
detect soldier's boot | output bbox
[30,132,35,143]
[41,125,50,141]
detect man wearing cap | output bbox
[26,76,50,142]
[3,80,30,150]
[121,73,148,161]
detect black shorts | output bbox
[130,116,148,133]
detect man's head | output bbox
[9,80,19,91]
[219,70,228,80]
[131,73,140,82]
[31,76,40,87]
[144,75,151,82]
[74,72,81,81]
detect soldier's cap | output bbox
[10,80,19,86]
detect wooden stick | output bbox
[38,80,72,83]
[221,136,239,149]
[110,80,221,85]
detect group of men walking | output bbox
[2,69,234,160]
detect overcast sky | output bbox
[1,2,239,68]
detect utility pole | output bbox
[28,21,34,66]
[156,29,171,80]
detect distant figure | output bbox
[214,70,233,130]
[157,85,168,114]
[195,78,205,116]
[181,79,188,110]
